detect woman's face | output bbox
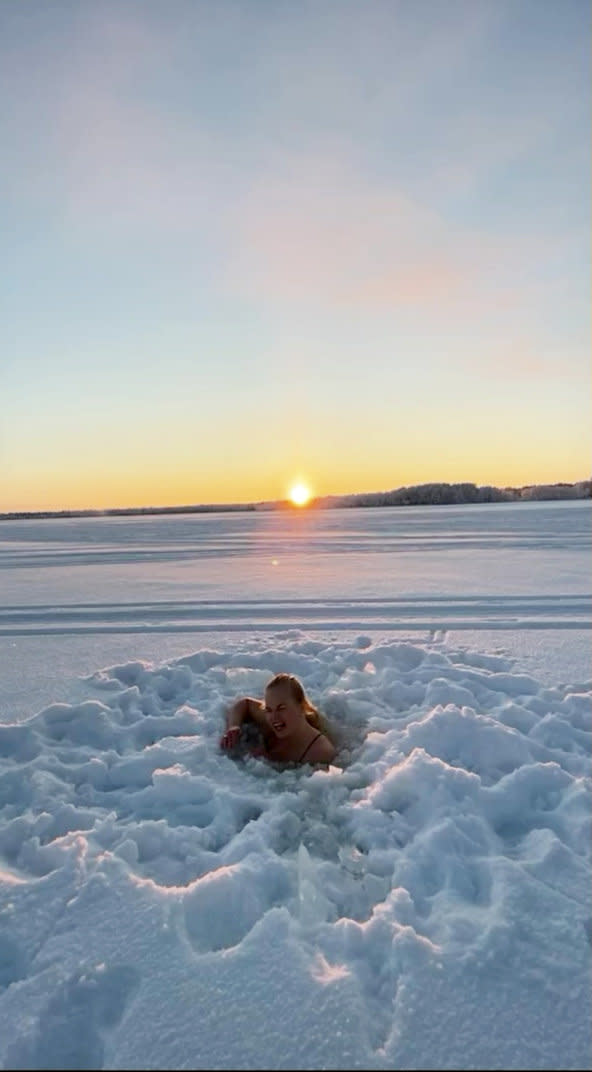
[264,683,304,738]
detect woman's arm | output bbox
[220,696,266,750]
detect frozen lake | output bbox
[1,499,590,1071]
[1,499,590,719]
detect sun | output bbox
[289,482,312,507]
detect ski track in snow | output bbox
[0,594,589,635]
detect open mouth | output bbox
[271,719,287,733]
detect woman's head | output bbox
[264,673,320,738]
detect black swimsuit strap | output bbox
[298,731,323,763]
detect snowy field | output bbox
[0,501,590,1070]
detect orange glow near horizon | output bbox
[2,461,590,514]
[1,437,590,514]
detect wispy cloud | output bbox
[225,156,554,318]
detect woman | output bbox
[220,673,336,765]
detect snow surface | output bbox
[0,502,590,1070]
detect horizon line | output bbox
[1,477,590,520]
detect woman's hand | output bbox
[220,726,241,751]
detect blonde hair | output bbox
[265,673,334,742]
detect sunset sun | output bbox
[289,482,312,507]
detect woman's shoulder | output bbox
[304,732,336,765]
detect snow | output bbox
[0,502,590,1070]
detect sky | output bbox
[1,0,590,511]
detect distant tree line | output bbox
[517,481,591,501]
[0,503,257,520]
[328,480,591,509]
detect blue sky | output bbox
[1,0,590,509]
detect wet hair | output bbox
[265,673,333,741]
